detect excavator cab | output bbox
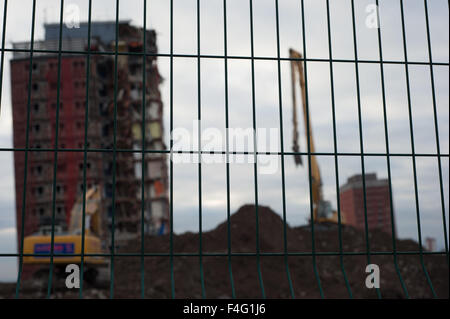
[316,200,333,220]
[22,186,108,287]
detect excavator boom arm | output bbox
[289,49,323,216]
[68,186,103,236]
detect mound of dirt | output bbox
[113,204,448,299]
[2,204,448,299]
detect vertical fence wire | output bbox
[140,0,148,299]
[47,0,65,298]
[109,0,120,299]
[0,0,7,115]
[423,0,449,268]
[325,0,353,298]
[274,0,295,299]
[222,0,237,299]
[196,0,206,299]
[350,0,381,299]
[79,0,93,299]
[169,0,175,299]
[248,0,266,299]
[399,0,436,298]
[14,0,36,299]
[374,0,409,299]
[300,0,325,299]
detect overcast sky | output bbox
[0,0,448,282]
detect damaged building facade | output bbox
[11,21,169,247]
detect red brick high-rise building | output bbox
[11,22,169,253]
[339,173,394,235]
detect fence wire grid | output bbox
[0,0,449,299]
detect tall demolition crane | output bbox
[289,48,342,224]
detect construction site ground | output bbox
[1,204,448,299]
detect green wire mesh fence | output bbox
[0,0,448,299]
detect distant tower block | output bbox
[339,173,393,235]
[425,237,437,252]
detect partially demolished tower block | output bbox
[11,21,169,248]
[108,23,169,237]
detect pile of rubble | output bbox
[115,204,448,299]
[1,204,448,299]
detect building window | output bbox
[57,206,65,215]
[79,162,91,171]
[102,124,109,137]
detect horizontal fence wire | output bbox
[0,148,449,157]
[3,47,450,65]
[0,251,446,257]
[0,0,448,299]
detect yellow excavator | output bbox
[290,48,344,225]
[23,186,108,285]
